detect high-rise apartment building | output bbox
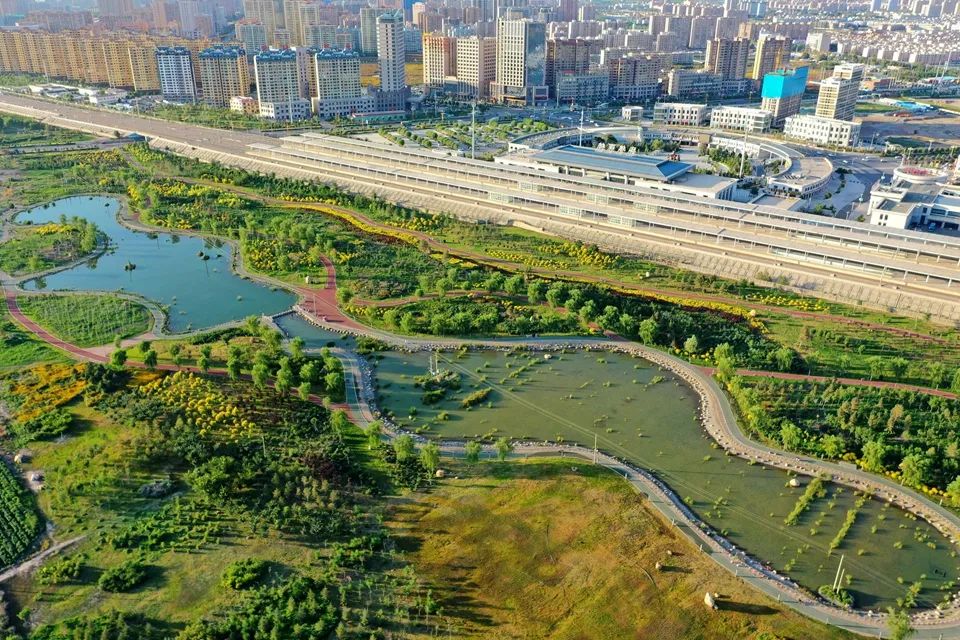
[491,19,548,105]
[199,45,249,107]
[815,62,864,121]
[360,7,380,56]
[761,65,808,126]
[156,45,197,103]
[312,49,375,117]
[752,34,789,80]
[282,0,304,45]
[607,52,660,101]
[97,0,134,17]
[455,35,496,99]
[545,37,600,97]
[376,11,406,111]
[423,33,456,87]
[236,20,267,55]
[243,0,283,45]
[704,37,748,80]
[303,24,337,48]
[128,44,161,92]
[254,48,311,120]
[558,0,578,22]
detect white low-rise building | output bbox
[709,106,773,133]
[869,172,960,232]
[783,114,861,147]
[230,96,258,115]
[652,102,709,126]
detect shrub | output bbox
[221,558,267,590]
[98,559,147,592]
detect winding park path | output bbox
[4,204,960,636]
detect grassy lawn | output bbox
[855,102,897,114]
[18,294,152,347]
[0,115,91,147]
[389,459,855,639]
[0,304,64,369]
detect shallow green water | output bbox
[19,196,295,331]
[372,348,959,610]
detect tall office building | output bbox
[360,7,380,56]
[704,37,748,80]
[376,10,406,110]
[491,19,548,105]
[761,65,808,126]
[422,34,456,88]
[312,49,375,116]
[752,34,789,80]
[816,62,864,121]
[254,48,311,120]
[456,35,496,98]
[156,46,197,103]
[236,20,267,54]
[243,0,283,45]
[198,45,249,107]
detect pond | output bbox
[18,196,295,332]
[371,348,959,611]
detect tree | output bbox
[898,453,927,488]
[464,440,482,464]
[226,356,242,380]
[638,318,658,345]
[683,335,699,354]
[526,280,547,304]
[364,421,382,450]
[197,353,210,374]
[138,340,151,354]
[420,442,441,474]
[930,362,948,389]
[867,356,885,381]
[297,381,311,401]
[772,347,796,372]
[290,336,305,361]
[324,371,344,394]
[300,361,318,383]
[544,283,567,308]
[889,357,909,380]
[251,363,269,390]
[780,421,804,451]
[143,349,158,370]
[504,274,525,296]
[714,342,736,382]
[495,437,513,462]
[861,440,887,473]
[393,435,415,462]
[886,608,914,640]
[821,434,845,459]
[110,349,127,369]
[951,368,960,394]
[275,366,294,395]
[946,476,960,507]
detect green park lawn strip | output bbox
[0,305,64,369]
[17,294,152,348]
